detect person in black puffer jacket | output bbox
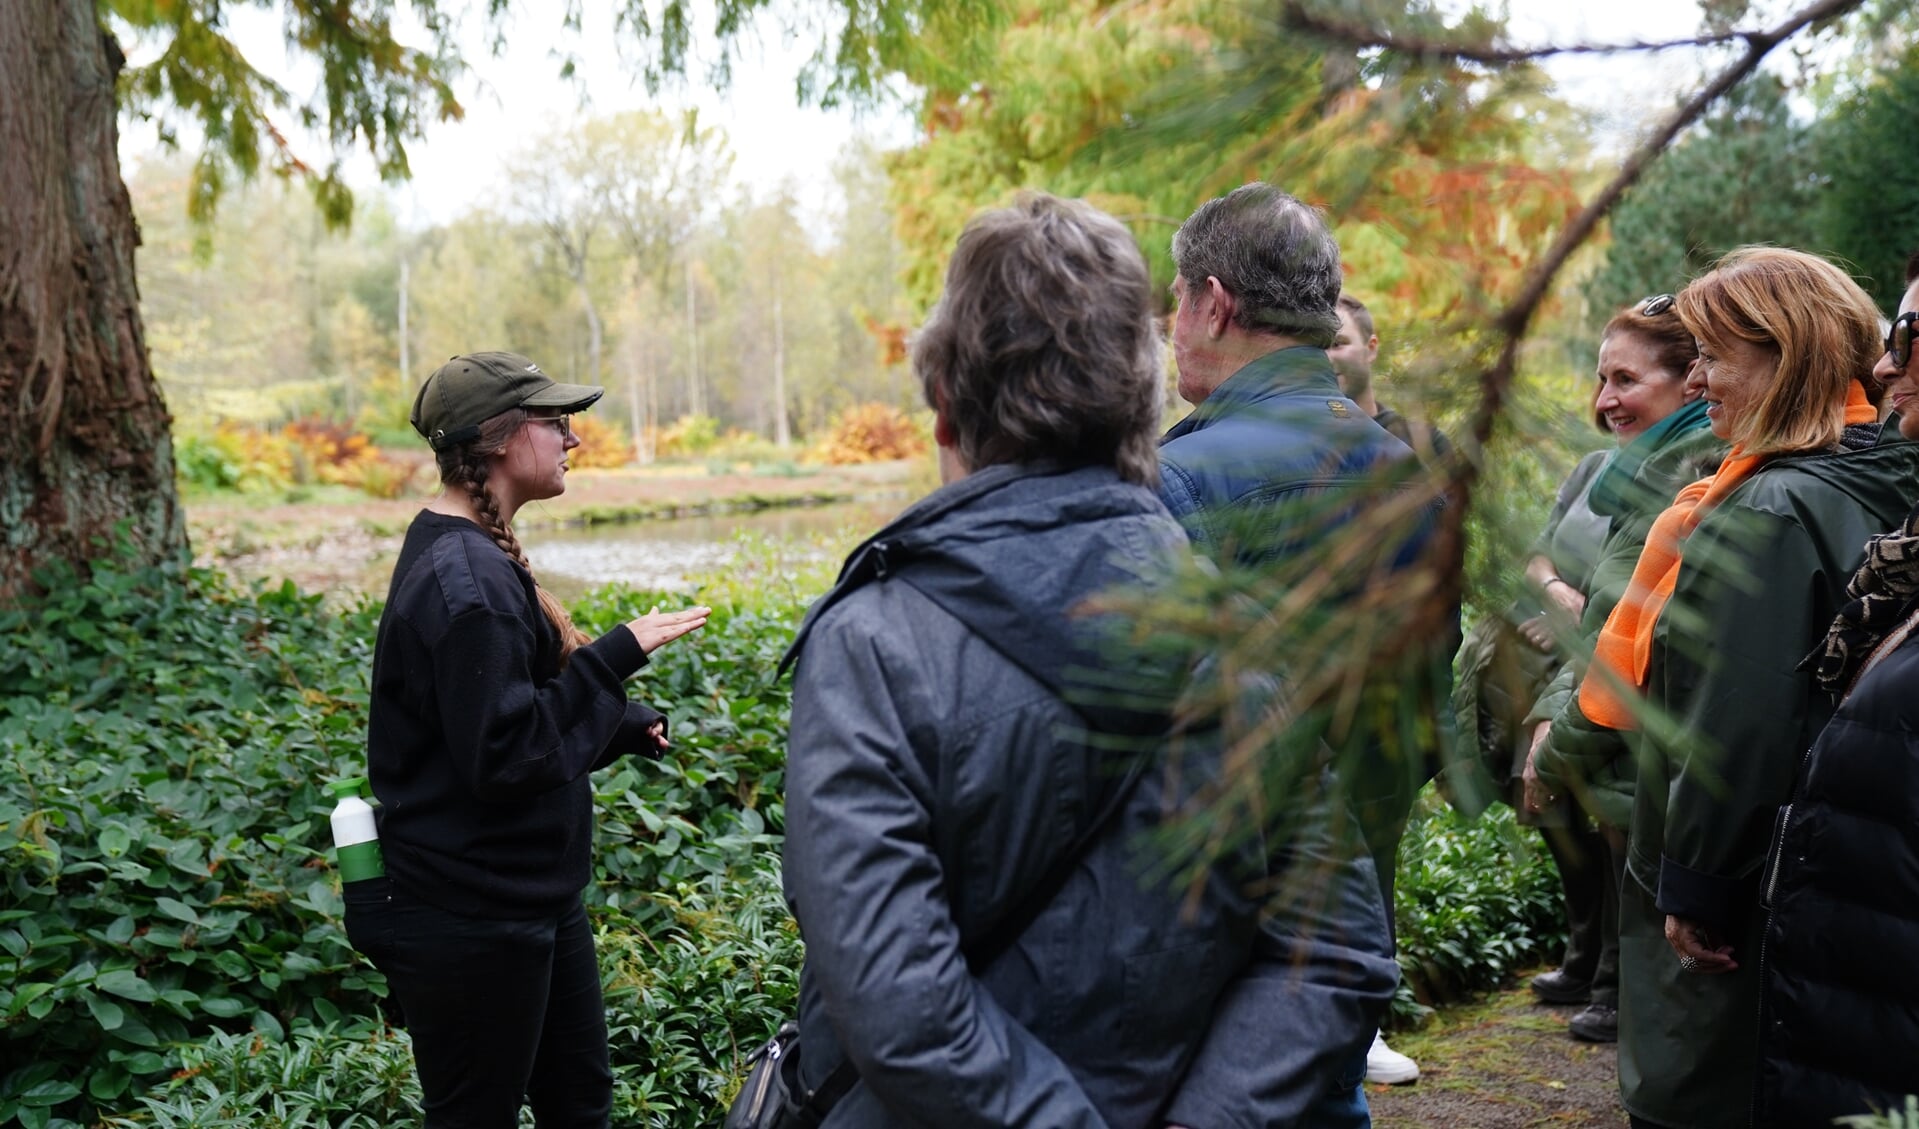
[1755,254,1919,1127]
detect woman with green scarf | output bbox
[1518,297,1724,1043]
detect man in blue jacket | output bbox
[1159,183,1450,1114]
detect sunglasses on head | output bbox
[1639,294,1676,317]
[1888,311,1917,371]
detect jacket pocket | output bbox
[342,876,396,961]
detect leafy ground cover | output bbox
[4,537,1561,1127]
[1392,801,1563,1023]
[0,542,818,1128]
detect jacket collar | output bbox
[1163,346,1342,443]
[778,461,1079,674]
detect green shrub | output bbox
[172,435,244,494]
[570,555,821,922]
[0,544,817,1128]
[3,533,1564,1124]
[1839,1096,1919,1129]
[99,1019,419,1128]
[1390,794,1564,1022]
[599,864,802,1123]
[0,556,382,1127]
[654,415,722,459]
[96,867,801,1129]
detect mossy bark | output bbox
[0,0,183,602]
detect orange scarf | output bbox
[1578,381,1877,730]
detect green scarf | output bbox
[1585,400,1712,520]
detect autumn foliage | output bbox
[885,0,1584,335]
[174,420,423,498]
[810,403,930,465]
[281,419,419,498]
[567,413,635,468]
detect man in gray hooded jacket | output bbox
[779,193,1397,1128]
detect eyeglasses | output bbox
[1639,294,1676,317]
[528,414,573,440]
[1888,311,1917,371]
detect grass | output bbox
[1369,975,1625,1129]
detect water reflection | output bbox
[525,499,904,599]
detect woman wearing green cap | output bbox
[349,351,708,1127]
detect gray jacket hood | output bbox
[784,461,1192,735]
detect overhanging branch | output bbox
[1471,0,1866,443]
[1280,1,1782,64]
[1367,0,1868,648]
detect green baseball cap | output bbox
[410,352,605,451]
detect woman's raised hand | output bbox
[624,605,710,654]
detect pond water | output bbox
[524,498,905,600]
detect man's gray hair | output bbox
[912,193,1162,487]
[1172,183,1342,348]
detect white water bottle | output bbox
[328,777,385,883]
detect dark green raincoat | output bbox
[1533,403,1726,828]
[1553,424,1919,1128]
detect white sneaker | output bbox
[1365,1030,1419,1085]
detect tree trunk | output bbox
[771,278,790,448]
[642,334,658,464]
[397,252,411,391]
[0,0,182,602]
[684,257,703,420]
[576,277,604,389]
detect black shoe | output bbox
[1569,1002,1618,1043]
[1530,968,1593,1005]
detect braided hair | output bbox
[436,408,592,666]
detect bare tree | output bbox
[591,111,733,429]
[509,132,611,390]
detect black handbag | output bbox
[721,749,1153,1129]
[723,1019,843,1129]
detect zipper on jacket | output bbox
[743,1037,781,1119]
[1753,746,1809,1129]
[870,540,890,578]
[1761,802,1792,911]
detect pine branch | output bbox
[1370,0,1869,645]
[1278,1,1812,64]
[1473,0,1866,427]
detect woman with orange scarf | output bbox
[1555,248,1919,1129]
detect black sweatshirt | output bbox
[365,510,664,918]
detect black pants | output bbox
[1540,816,1625,1006]
[344,879,612,1128]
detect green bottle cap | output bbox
[329,777,369,799]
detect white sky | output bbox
[117,1,919,229]
[115,0,1799,227]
